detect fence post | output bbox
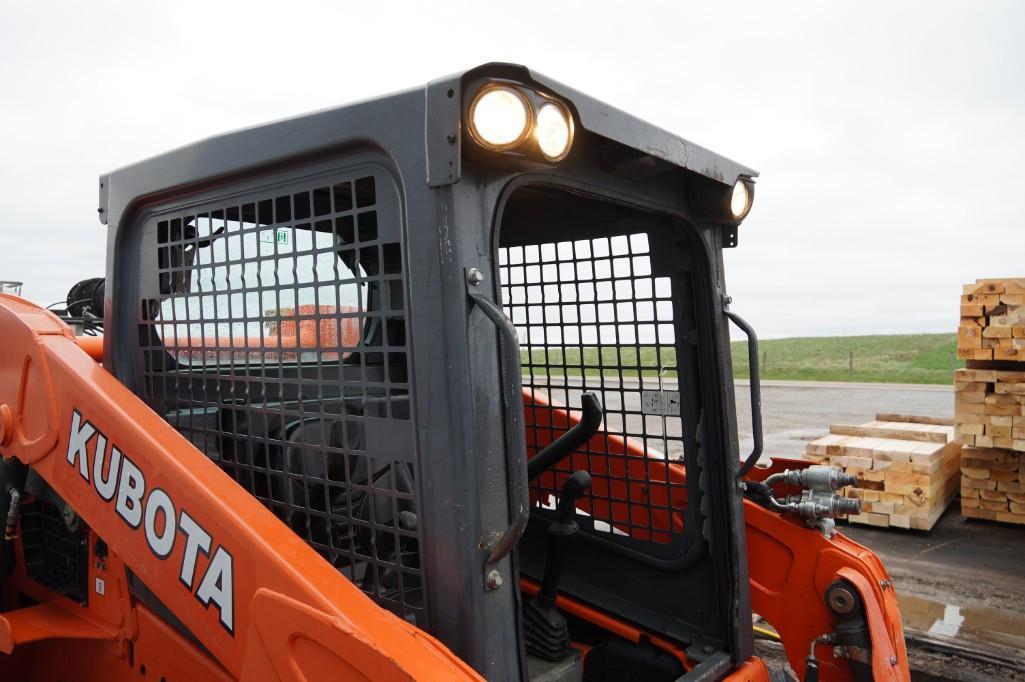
[849,350,853,374]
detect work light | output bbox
[730,179,753,220]
[535,102,573,161]
[469,86,531,150]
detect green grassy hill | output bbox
[731,333,961,384]
[521,333,961,384]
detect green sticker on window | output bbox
[260,229,289,245]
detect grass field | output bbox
[730,333,961,384]
[522,333,961,384]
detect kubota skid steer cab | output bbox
[0,63,908,681]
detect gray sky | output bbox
[2,1,1022,338]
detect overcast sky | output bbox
[2,1,1022,338]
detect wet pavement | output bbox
[840,509,1025,679]
[535,378,1022,677]
[899,593,1025,655]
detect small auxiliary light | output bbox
[535,102,573,161]
[730,179,754,220]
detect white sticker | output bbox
[95,577,105,596]
[641,390,681,416]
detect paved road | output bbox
[527,376,953,463]
[733,379,953,462]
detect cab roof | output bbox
[99,63,757,226]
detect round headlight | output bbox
[469,86,531,150]
[730,180,752,220]
[535,102,573,161]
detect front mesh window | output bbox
[499,189,702,560]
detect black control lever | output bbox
[523,470,592,661]
[528,394,603,480]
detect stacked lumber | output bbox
[954,368,1025,453]
[955,277,1025,525]
[804,414,960,531]
[958,279,1025,362]
[954,366,1025,526]
[958,446,1025,525]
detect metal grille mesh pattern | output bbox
[21,500,88,602]
[136,172,424,623]
[500,232,688,547]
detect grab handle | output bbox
[467,278,530,573]
[726,311,763,480]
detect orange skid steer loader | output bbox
[0,64,908,681]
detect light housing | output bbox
[468,85,532,151]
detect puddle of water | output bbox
[899,593,1025,651]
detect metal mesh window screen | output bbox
[499,231,690,551]
[135,169,425,624]
[20,500,88,602]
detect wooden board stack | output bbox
[955,278,1025,525]
[958,279,1025,362]
[803,414,960,531]
[954,280,1025,525]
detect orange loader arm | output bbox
[0,294,480,680]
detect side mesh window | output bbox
[136,168,425,625]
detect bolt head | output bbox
[467,268,485,286]
[485,569,503,589]
[827,586,857,615]
[702,645,715,654]
[889,655,898,666]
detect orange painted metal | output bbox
[74,335,103,362]
[524,389,685,543]
[0,294,481,681]
[745,458,909,681]
[519,577,691,669]
[523,392,910,682]
[0,600,235,681]
[0,290,908,680]
[520,578,770,681]
[0,602,116,654]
